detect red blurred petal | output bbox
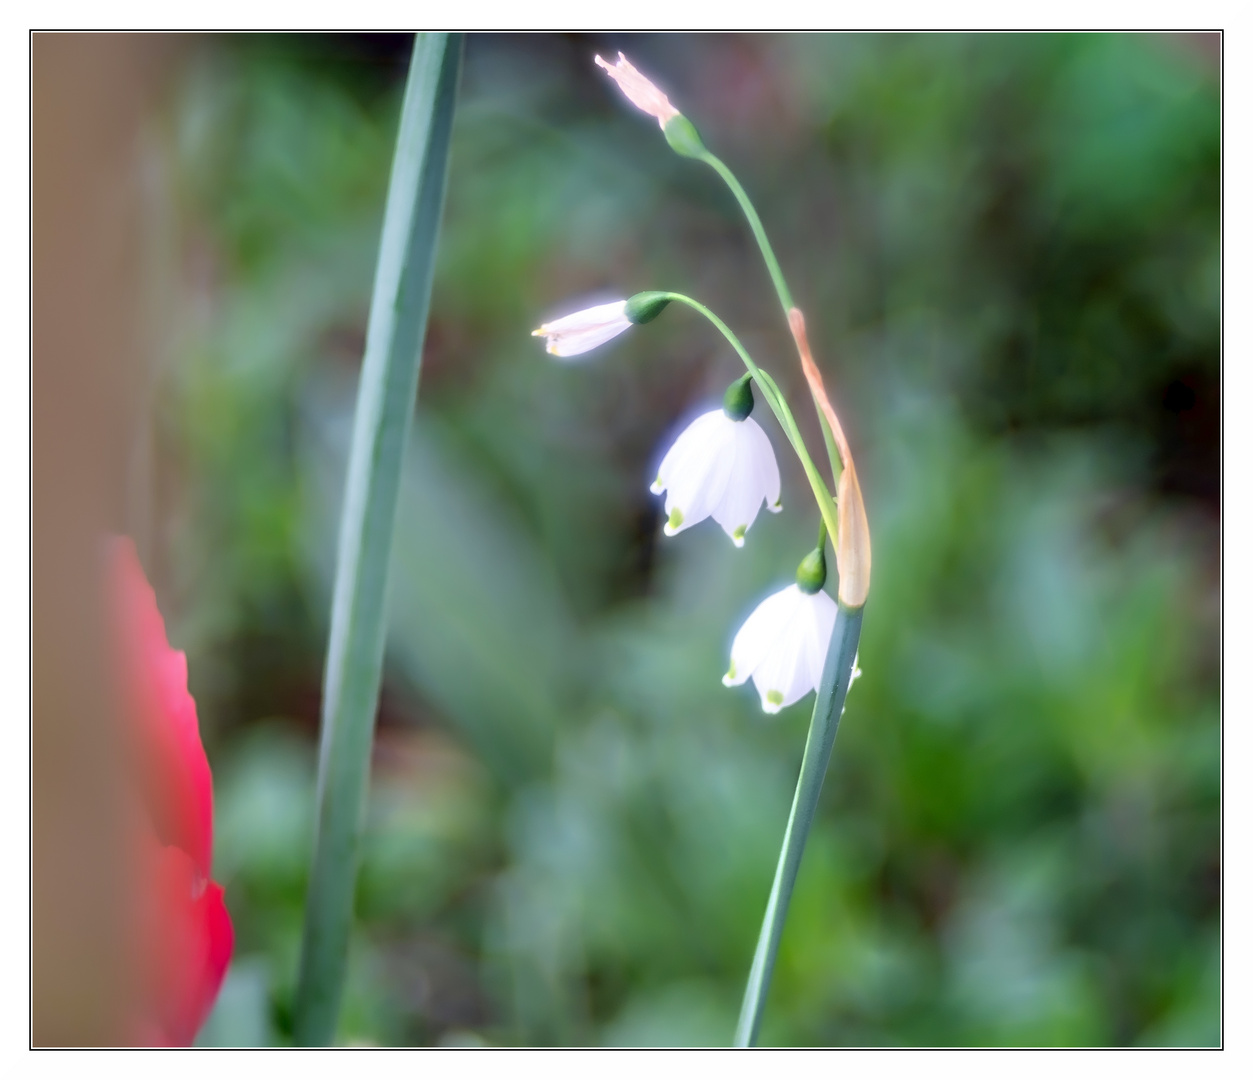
[109,537,214,879]
[199,883,235,1023]
[110,536,233,1045]
[132,835,235,1046]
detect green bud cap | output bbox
[664,115,706,159]
[795,546,827,594]
[625,291,672,325]
[722,373,754,421]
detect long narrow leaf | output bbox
[293,32,462,1046]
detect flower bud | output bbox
[795,545,827,594]
[664,115,707,159]
[722,373,754,421]
[534,300,633,357]
[595,52,681,130]
[625,291,672,325]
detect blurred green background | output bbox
[135,33,1218,1046]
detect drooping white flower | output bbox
[533,300,632,358]
[650,409,781,547]
[594,52,681,130]
[722,584,837,714]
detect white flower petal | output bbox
[745,417,783,512]
[533,300,632,357]
[750,604,815,713]
[723,584,804,687]
[710,417,777,545]
[661,413,735,536]
[800,590,837,692]
[654,411,723,495]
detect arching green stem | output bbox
[656,291,838,545]
[697,151,794,314]
[693,153,847,490]
[751,368,834,497]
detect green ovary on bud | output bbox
[664,115,706,159]
[723,373,754,421]
[625,291,672,324]
[795,545,827,594]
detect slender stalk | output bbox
[657,291,839,545]
[656,295,787,422]
[815,412,844,491]
[698,151,793,313]
[755,366,838,492]
[695,152,849,490]
[293,33,462,1046]
[734,600,864,1047]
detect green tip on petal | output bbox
[667,507,684,530]
[732,525,747,542]
[725,660,737,681]
[766,689,784,707]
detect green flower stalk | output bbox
[596,52,795,314]
[594,50,871,599]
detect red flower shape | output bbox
[110,538,234,1046]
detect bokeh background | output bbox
[121,33,1219,1046]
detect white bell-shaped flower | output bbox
[650,384,781,547]
[533,300,633,358]
[722,583,837,714]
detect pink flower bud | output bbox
[595,52,681,130]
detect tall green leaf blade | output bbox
[293,32,462,1046]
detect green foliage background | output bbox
[142,33,1218,1046]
